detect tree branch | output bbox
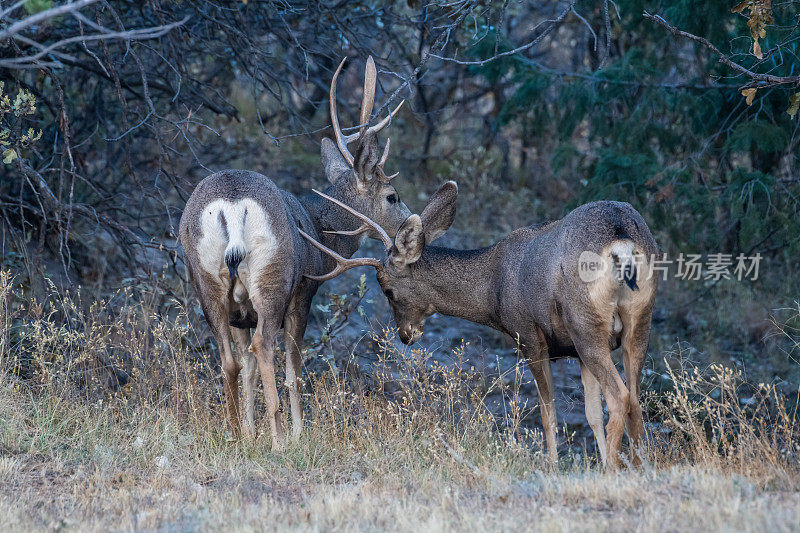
[643,11,800,88]
[430,1,576,66]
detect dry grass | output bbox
[1,268,799,532]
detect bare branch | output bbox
[0,17,189,69]
[643,11,800,87]
[0,0,100,41]
[430,1,575,66]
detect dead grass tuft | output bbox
[0,269,798,531]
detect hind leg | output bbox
[250,324,285,450]
[566,319,630,470]
[284,292,310,441]
[618,303,654,466]
[232,326,258,439]
[250,292,287,451]
[194,275,242,438]
[580,361,608,465]
[562,295,632,470]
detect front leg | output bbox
[521,330,557,463]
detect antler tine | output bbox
[311,189,394,251]
[377,138,399,182]
[330,57,355,166]
[298,228,383,281]
[378,138,390,168]
[367,98,404,135]
[359,56,377,134]
[324,222,372,237]
[342,99,405,143]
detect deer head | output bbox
[299,181,458,343]
[320,57,411,236]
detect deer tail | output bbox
[223,211,247,281]
[610,241,638,291]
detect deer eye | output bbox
[383,289,395,301]
[386,194,398,205]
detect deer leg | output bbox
[522,337,557,463]
[572,339,629,470]
[250,317,286,451]
[283,294,310,442]
[619,309,653,467]
[202,303,241,439]
[219,330,242,439]
[231,326,258,439]
[191,273,243,438]
[580,361,608,466]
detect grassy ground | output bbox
[1,379,798,532]
[2,408,798,532]
[1,269,799,532]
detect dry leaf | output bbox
[787,92,800,119]
[732,1,749,13]
[735,0,772,60]
[741,88,757,106]
[2,148,17,164]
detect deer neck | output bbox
[413,245,501,329]
[299,185,362,259]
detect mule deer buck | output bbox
[299,182,659,468]
[179,57,411,449]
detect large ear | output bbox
[321,137,351,183]
[391,214,424,267]
[352,131,380,188]
[420,181,458,243]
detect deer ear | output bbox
[391,214,424,267]
[321,138,351,183]
[352,131,380,188]
[420,181,458,243]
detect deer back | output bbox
[179,169,319,301]
[495,200,659,350]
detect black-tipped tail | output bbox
[225,246,245,280]
[622,263,639,291]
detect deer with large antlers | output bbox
[179,57,410,449]
[299,182,659,468]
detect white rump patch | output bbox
[196,198,278,289]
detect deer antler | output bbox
[359,56,377,135]
[330,57,354,166]
[329,56,406,166]
[341,99,405,144]
[311,189,394,251]
[377,138,399,182]
[298,188,395,281]
[298,228,384,281]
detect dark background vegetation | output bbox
[2,0,799,392]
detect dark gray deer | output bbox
[179,57,411,449]
[299,182,659,468]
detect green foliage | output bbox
[496,71,550,128]
[23,0,53,15]
[0,82,42,165]
[474,1,800,259]
[661,1,732,44]
[725,120,788,154]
